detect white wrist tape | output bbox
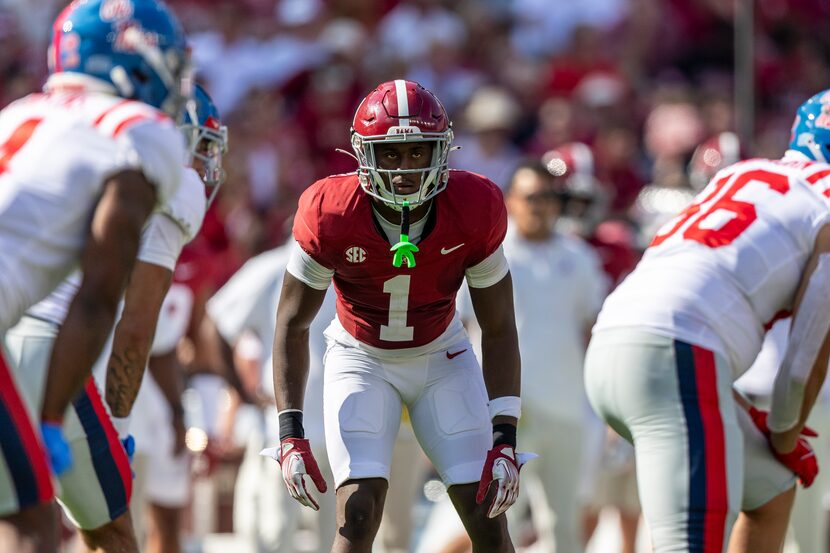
[770,252,830,432]
[488,396,521,420]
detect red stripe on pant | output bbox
[0,351,54,503]
[692,345,728,552]
[83,380,132,503]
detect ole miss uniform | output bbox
[0,90,185,516]
[585,157,830,553]
[289,169,509,487]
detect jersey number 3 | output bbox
[650,168,790,248]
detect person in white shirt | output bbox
[585,90,830,553]
[201,243,338,553]
[461,159,607,552]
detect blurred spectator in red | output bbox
[509,0,629,60]
[593,122,646,214]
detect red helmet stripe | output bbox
[394,79,410,127]
[51,2,76,72]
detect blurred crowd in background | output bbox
[5,0,830,266]
[4,0,830,551]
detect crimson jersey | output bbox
[294,170,507,349]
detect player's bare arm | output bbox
[269,270,329,510]
[105,260,173,417]
[41,170,157,422]
[768,223,830,453]
[273,271,328,411]
[468,272,521,425]
[148,350,187,454]
[199,315,258,404]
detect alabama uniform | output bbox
[0,90,184,516]
[3,160,202,527]
[290,169,509,487]
[585,157,830,552]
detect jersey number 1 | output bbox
[0,119,43,176]
[381,275,414,342]
[650,168,790,248]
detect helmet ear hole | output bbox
[131,68,150,85]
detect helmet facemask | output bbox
[351,127,453,211]
[182,99,228,207]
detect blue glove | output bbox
[40,421,72,476]
[121,434,135,464]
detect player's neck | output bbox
[372,199,433,225]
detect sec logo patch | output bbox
[345,246,366,263]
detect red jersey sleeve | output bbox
[292,180,335,269]
[467,178,508,267]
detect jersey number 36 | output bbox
[650,168,790,249]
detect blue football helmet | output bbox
[48,0,190,118]
[182,84,228,207]
[789,89,830,162]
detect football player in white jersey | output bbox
[0,1,190,551]
[585,90,830,553]
[5,82,226,553]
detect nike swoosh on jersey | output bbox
[446,349,467,359]
[440,243,465,255]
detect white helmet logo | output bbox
[100,0,134,22]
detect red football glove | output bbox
[748,406,819,488]
[278,438,328,510]
[476,444,520,518]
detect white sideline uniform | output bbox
[0,91,185,518]
[4,163,203,527]
[458,225,607,553]
[206,245,337,553]
[585,158,830,552]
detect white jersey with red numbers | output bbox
[0,91,185,332]
[595,157,830,375]
[26,167,206,326]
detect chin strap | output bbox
[391,201,419,268]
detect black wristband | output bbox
[279,410,305,440]
[492,423,517,449]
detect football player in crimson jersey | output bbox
[585,90,830,553]
[267,80,523,552]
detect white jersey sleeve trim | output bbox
[287,240,334,290]
[769,252,830,432]
[137,212,188,271]
[465,246,509,288]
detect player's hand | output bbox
[772,436,819,487]
[748,406,819,487]
[476,444,520,518]
[261,438,328,510]
[121,434,135,464]
[40,421,72,476]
